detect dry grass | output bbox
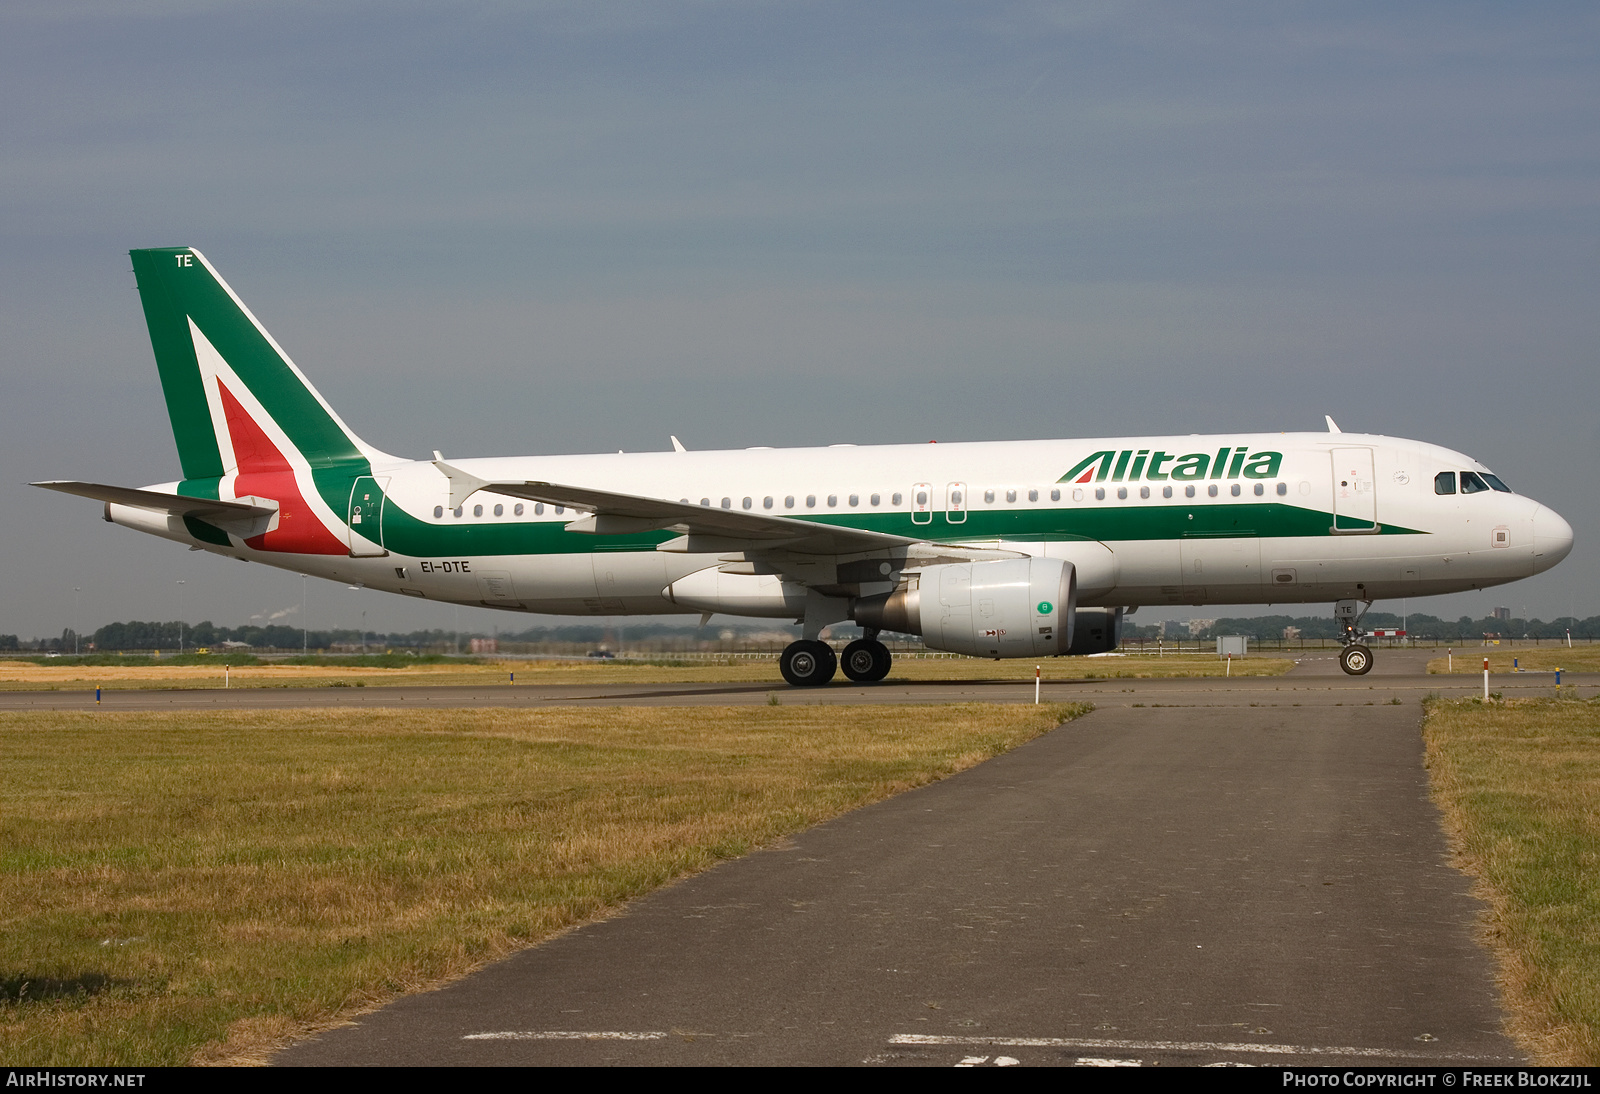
[1428,647,1600,675]
[1423,696,1600,1064]
[0,702,1086,1065]
[0,654,1292,692]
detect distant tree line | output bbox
[2,613,1595,653]
[1123,612,1600,643]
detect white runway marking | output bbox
[889,1034,1509,1061]
[464,1030,669,1041]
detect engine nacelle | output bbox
[854,557,1076,658]
[1067,607,1123,656]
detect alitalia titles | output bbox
[1059,447,1284,485]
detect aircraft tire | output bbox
[781,640,837,687]
[1339,644,1374,676]
[841,639,892,683]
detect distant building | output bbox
[1282,625,1301,641]
[1493,607,1511,621]
[469,637,498,654]
[1187,618,1215,638]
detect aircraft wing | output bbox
[482,479,920,556]
[32,481,279,538]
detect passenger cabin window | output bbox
[1434,472,1456,495]
[1028,488,1038,502]
[1230,484,1240,497]
[1140,486,1150,499]
[1050,488,1061,501]
[534,503,545,515]
[1460,472,1491,494]
[1094,487,1105,501]
[1005,489,1017,503]
[848,494,859,507]
[1273,483,1284,496]
[473,504,483,517]
[434,506,444,518]
[494,504,503,517]
[1207,485,1217,497]
[763,496,773,509]
[1162,486,1173,499]
[785,495,795,508]
[827,494,838,507]
[806,495,817,508]
[1117,487,1127,500]
[890,492,901,506]
[742,497,752,510]
[514,503,524,516]
[870,493,881,506]
[983,489,995,504]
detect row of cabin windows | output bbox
[687,483,1289,511]
[1071,482,1286,502]
[433,502,564,519]
[430,481,1290,520]
[1435,471,1511,496]
[686,493,904,510]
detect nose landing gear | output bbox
[1335,597,1375,676]
[1339,643,1373,675]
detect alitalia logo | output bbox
[1059,447,1283,484]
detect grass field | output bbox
[0,702,1086,1065]
[1428,646,1600,675]
[1423,696,1600,1064]
[0,653,1292,692]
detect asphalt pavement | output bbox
[268,656,1523,1067]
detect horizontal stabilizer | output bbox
[33,481,279,539]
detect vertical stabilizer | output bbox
[130,248,388,479]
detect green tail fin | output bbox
[130,248,379,479]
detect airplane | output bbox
[35,248,1575,684]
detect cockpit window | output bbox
[1434,472,1456,495]
[1459,471,1491,494]
[1481,472,1512,493]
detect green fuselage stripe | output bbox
[189,474,1427,556]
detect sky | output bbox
[3,1,1597,640]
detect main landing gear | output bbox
[779,632,893,687]
[1335,597,1374,676]
[840,637,892,683]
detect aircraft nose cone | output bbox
[1532,504,1574,574]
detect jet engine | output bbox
[853,557,1076,658]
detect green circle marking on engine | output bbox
[1037,601,1052,614]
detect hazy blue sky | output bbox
[4,1,1596,639]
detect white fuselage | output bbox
[110,430,1573,621]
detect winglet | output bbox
[1325,415,1342,434]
